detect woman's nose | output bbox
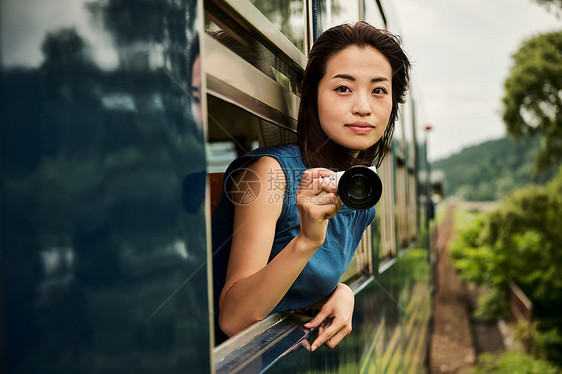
[352,94,372,115]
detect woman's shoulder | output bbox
[221,145,304,198]
[246,144,301,161]
[225,145,303,176]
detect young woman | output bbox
[212,21,411,349]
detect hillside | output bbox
[432,136,554,201]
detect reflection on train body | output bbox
[1,0,211,372]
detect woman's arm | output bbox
[218,156,339,337]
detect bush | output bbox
[451,166,562,309]
[475,352,560,374]
[515,321,562,363]
[450,166,562,362]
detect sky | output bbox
[391,0,561,161]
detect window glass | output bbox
[403,98,418,169]
[341,226,372,282]
[364,0,386,28]
[378,154,396,261]
[376,0,402,34]
[206,95,261,172]
[249,0,306,54]
[204,19,302,96]
[206,96,296,173]
[401,100,413,167]
[396,161,409,248]
[313,0,360,37]
[394,109,405,158]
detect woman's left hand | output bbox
[304,283,354,351]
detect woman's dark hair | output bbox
[297,22,411,170]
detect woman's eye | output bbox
[373,87,388,95]
[335,86,350,93]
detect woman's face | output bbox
[317,45,393,154]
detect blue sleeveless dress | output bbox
[212,145,376,341]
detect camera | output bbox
[320,166,382,210]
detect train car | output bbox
[1,0,432,373]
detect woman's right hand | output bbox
[296,168,341,248]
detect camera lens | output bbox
[338,166,382,210]
[349,176,370,198]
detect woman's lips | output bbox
[346,123,374,134]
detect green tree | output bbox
[502,31,562,174]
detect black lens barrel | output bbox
[338,166,382,210]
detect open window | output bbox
[204,1,387,371]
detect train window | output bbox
[203,32,300,129]
[207,142,239,174]
[204,0,304,352]
[258,118,298,147]
[400,99,415,169]
[248,0,306,54]
[403,97,419,242]
[207,95,261,169]
[340,224,373,283]
[312,0,360,37]
[207,103,297,163]
[408,168,418,241]
[373,0,402,34]
[205,0,415,367]
[205,1,306,93]
[205,22,301,97]
[363,0,387,28]
[377,152,397,262]
[204,23,301,348]
[394,108,406,160]
[396,158,409,248]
